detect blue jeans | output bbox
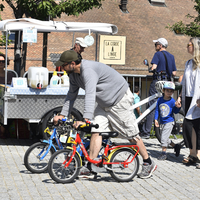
[141,79,158,136]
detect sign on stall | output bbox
[23,28,37,43]
[99,35,126,65]
[11,78,28,88]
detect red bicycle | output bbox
[48,121,140,183]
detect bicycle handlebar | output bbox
[60,118,99,130]
[79,123,99,129]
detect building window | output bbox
[8,32,15,43]
[2,32,15,43]
[148,0,166,7]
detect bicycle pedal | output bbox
[102,155,109,161]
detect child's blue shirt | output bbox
[154,96,181,124]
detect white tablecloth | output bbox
[8,86,85,95]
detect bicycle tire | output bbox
[154,109,185,146]
[39,107,83,139]
[109,148,139,182]
[48,149,81,183]
[24,142,55,173]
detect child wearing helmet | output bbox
[154,81,182,160]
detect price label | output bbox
[11,78,27,88]
[60,135,68,143]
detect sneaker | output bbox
[140,134,150,139]
[138,160,157,179]
[157,154,167,160]
[79,166,97,178]
[174,144,181,157]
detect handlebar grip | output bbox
[79,123,99,129]
[80,124,86,128]
[61,117,67,122]
[92,124,99,129]
[58,119,63,124]
[149,69,155,73]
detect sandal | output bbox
[182,155,198,165]
[196,158,200,169]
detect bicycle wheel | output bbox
[24,142,55,173]
[109,148,139,182]
[48,149,81,183]
[39,107,83,139]
[155,109,185,146]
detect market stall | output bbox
[0,18,118,138]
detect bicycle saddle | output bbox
[99,132,119,139]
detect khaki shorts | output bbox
[91,88,140,139]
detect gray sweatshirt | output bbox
[60,59,128,119]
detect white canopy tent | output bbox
[0,18,118,88]
[0,18,118,33]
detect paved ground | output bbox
[0,137,200,200]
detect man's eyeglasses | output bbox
[62,63,69,67]
[187,43,193,47]
[0,60,5,63]
[155,43,161,47]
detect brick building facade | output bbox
[0,0,196,76]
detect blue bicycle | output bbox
[24,119,108,173]
[24,120,69,173]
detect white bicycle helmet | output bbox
[163,81,175,90]
[155,81,165,93]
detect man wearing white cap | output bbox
[72,37,88,60]
[140,38,177,139]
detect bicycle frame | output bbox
[40,126,107,160]
[39,127,64,160]
[63,132,139,169]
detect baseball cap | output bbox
[75,37,88,48]
[55,50,79,67]
[163,81,175,90]
[153,38,168,47]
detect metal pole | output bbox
[72,33,75,48]
[132,77,135,93]
[146,77,148,109]
[95,33,98,61]
[5,31,8,91]
[139,77,141,93]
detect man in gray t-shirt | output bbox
[54,50,157,179]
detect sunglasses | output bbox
[0,60,5,63]
[62,62,70,68]
[155,43,161,47]
[187,43,193,47]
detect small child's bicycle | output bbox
[24,120,70,173]
[48,120,140,183]
[24,120,108,173]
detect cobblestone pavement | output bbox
[0,137,200,200]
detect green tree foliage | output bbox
[0,0,104,44]
[2,0,103,20]
[166,0,200,37]
[0,35,12,46]
[0,0,104,74]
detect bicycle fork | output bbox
[62,145,77,168]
